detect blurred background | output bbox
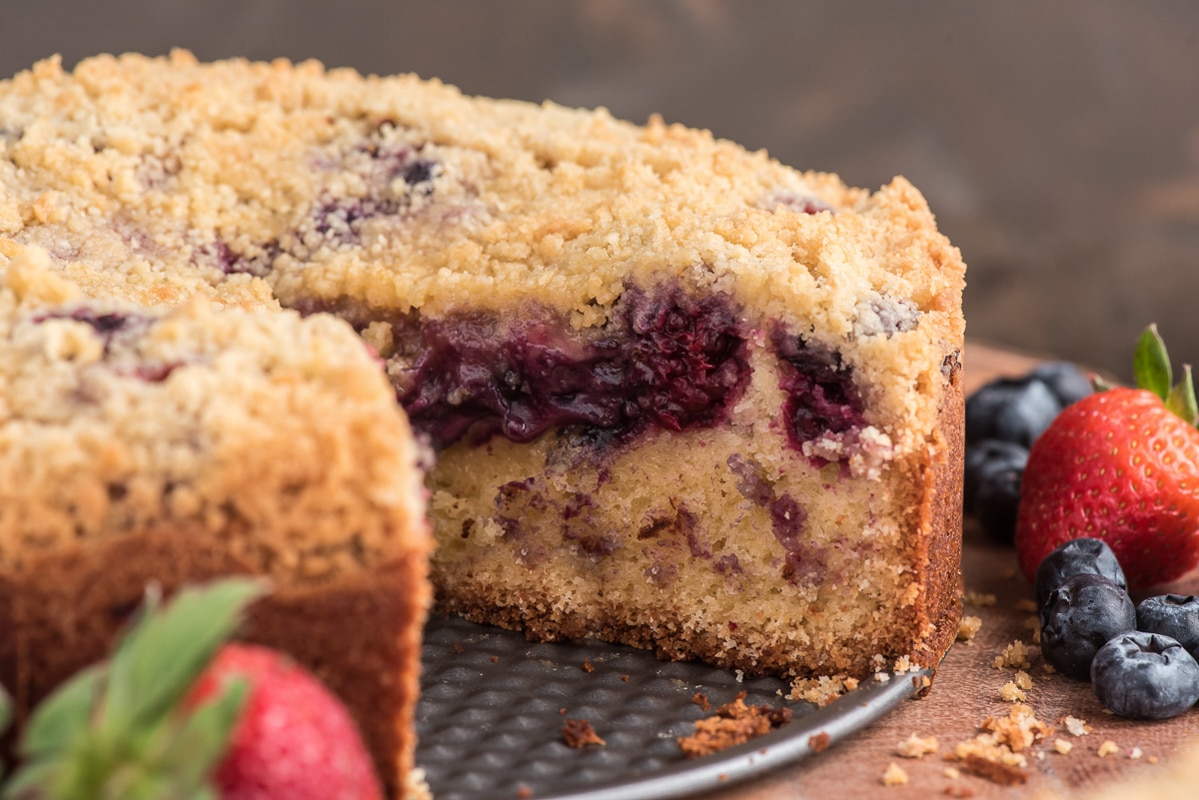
[3,0,1198,381]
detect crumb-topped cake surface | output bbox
[0,48,965,736]
[0,50,961,460]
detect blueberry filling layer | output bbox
[395,285,751,450]
[772,331,866,457]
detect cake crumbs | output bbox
[1129,747,1144,759]
[677,692,792,758]
[581,659,594,674]
[1054,738,1073,754]
[964,591,998,608]
[1148,755,1159,764]
[945,786,976,798]
[1097,740,1120,758]
[692,692,711,712]
[620,674,629,682]
[999,681,1027,703]
[956,615,983,643]
[992,640,1033,670]
[897,732,940,758]
[562,719,605,748]
[1063,716,1091,736]
[516,785,533,799]
[892,655,917,673]
[945,703,1050,784]
[1023,616,1042,644]
[808,732,831,753]
[882,762,909,786]
[489,655,500,664]
[943,767,961,779]
[788,674,858,706]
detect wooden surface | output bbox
[706,341,1196,800]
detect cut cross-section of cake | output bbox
[0,49,965,791]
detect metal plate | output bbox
[415,614,930,799]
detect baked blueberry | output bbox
[1137,595,1199,655]
[1091,631,1199,720]
[1040,572,1135,679]
[1029,361,1092,408]
[1034,537,1128,608]
[965,375,1060,448]
[964,439,1027,541]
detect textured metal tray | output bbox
[415,614,931,799]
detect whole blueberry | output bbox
[965,376,1060,448]
[1091,631,1199,720]
[1029,361,1093,408]
[964,440,1027,542]
[1040,572,1136,679]
[1137,595,1199,655]
[1034,537,1128,608]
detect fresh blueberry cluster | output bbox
[964,362,1091,541]
[1037,537,1199,719]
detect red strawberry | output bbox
[1,578,382,800]
[1016,325,1199,591]
[188,644,382,800]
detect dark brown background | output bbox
[5,1,1199,380]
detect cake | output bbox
[0,246,433,796]
[0,50,966,792]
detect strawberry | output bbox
[1016,325,1199,591]
[187,645,382,800]
[0,578,381,800]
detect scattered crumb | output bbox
[1063,716,1090,737]
[957,615,983,643]
[945,786,976,798]
[874,672,892,683]
[808,732,831,753]
[992,640,1033,670]
[1014,671,1033,690]
[734,669,744,682]
[893,655,915,673]
[581,659,594,674]
[882,762,909,786]
[999,681,1027,703]
[516,785,533,799]
[961,753,1027,786]
[692,692,711,712]
[964,591,998,608]
[620,674,629,682]
[451,640,465,654]
[1042,663,1056,674]
[1129,747,1144,760]
[1148,755,1159,764]
[562,719,605,748]
[788,674,858,706]
[897,732,940,758]
[1014,598,1039,613]
[1097,740,1119,758]
[944,767,961,779]
[980,704,1052,751]
[1054,739,1074,755]
[489,655,500,664]
[677,692,792,758]
[558,707,566,715]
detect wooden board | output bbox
[706,341,1196,799]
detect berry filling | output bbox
[395,285,751,449]
[771,331,866,459]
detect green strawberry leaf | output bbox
[1167,364,1199,427]
[1133,323,1172,401]
[1,757,65,799]
[101,578,267,739]
[18,664,106,759]
[0,682,11,734]
[155,677,247,791]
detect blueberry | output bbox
[1034,537,1128,608]
[1029,361,1093,408]
[1091,631,1199,719]
[1040,573,1135,679]
[965,376,1060,448]
[964,440,1027,542]
[1137,595,1199,655]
